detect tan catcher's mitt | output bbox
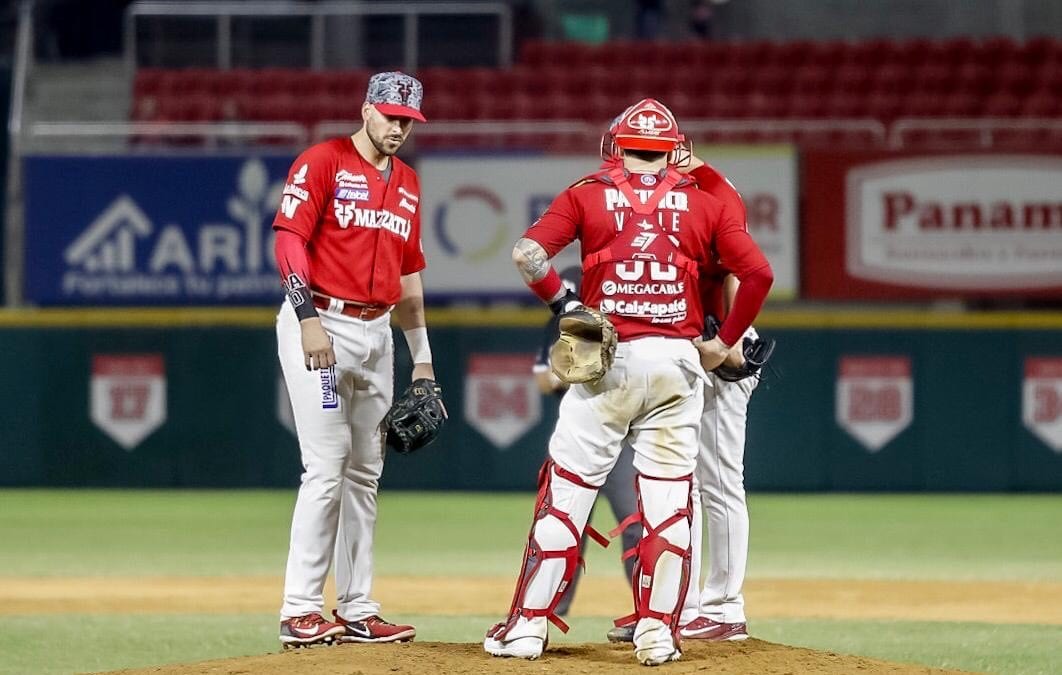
[550,306,618,384]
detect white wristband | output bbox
[403,327,432,364]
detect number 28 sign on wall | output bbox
[835,356,914,453]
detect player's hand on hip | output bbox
[695,335,730,372]
[299,317,336,370]
[722,340,746,369]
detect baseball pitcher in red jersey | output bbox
[273,71,436,647]
[484,99,773,666]
[607,156,773,645]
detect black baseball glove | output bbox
[704,315,776,383]
[713,336,776,383]
[384,378,446,454]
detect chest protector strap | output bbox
[582,169,699,279]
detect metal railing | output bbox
[28,121,308,152]
[890,117,1062,149]
[123,1,514,72]
[4,0,33,307]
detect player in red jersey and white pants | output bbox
[273,72,435,647]
[483,99,773,666]
[680,158,763,642]
[607,158,767,645]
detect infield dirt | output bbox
[101,639,973,674]
[9,575,1054,674]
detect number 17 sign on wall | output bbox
[835,356,913,453]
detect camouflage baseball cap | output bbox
[366,71,426,122]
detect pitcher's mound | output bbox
[102,639,972,674]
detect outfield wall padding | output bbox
[0,323,1059,491]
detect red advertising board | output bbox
[802,150,1062,299]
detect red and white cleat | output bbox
[279,612,346,648]
[679,616,749,641]
[332,611,416,643]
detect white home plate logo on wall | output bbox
[836,356,913,452]
[464,354,540,450]
[1022,357,1062,452]
[90,354,167,450]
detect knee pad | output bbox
[495,460,608,637]
[610,472,693,635]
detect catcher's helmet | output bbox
[601,98,690,165]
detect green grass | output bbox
[1,491,1058,580]
[0,491,1060,674]
[2,614,1059,675]
[756,619,1062,675]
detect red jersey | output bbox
[691,163,747,320]
[525,167,759,341]
[687,162,773,343]
[272,137,425,306]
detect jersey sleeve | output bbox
[522,189,581,257]
[690,164,747,227]
[401,186,427,275]
[272,144,333,239]
[710,200,774,345]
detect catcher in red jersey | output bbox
[483,99,773,666]
[273,71,437,648]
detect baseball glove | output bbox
[550,306,618,384]
[384,378,446,454]
[712,335,776,383]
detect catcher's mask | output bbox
[600,98,692,167]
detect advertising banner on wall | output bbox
[23,154,292,305]
[803,151,1062,300]
[419,146,798,301]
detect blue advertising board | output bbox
[24,154,296,305]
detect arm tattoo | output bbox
[514,238,552,283]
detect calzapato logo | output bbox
[600,298,687,317]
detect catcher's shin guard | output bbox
[491,460,608,639]
[610,472,694,640]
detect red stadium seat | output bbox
[913,62,955,93]
[940,37,977,66]
[941,91,981,116]
[1022,89,1058,117]
[997,60,1036,95]
[872,64,908,94]
[751,65,795,97]
[785,93,825,118]
[806,41,847,68]
[767,40,814,68]
[978,36,1019,67]
[743,92,786,118]
[824,92,866,117]
[865,91,902,121]
[791,64,831,95]
[894,39,932,67]
[834,64,874,95]
[954,62,994,95]
[133,68,166,97]
[983,92,1022,117]
[519,40,550,67]
[904,92,947,117]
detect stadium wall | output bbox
[1,311,1060,491]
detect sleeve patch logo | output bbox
[280,195,301,218]
[292,163,308,185]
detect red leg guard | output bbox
[612,472,694,640]
[493,460,609,639]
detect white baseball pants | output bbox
[276,300,394,621]
[682,372,758,625]
[549,337,704,483]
